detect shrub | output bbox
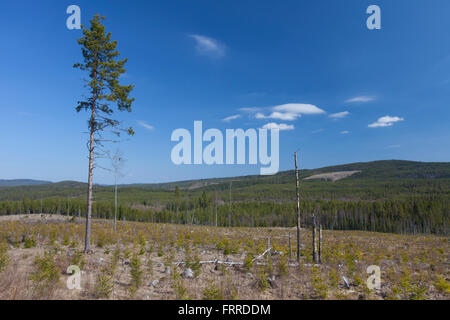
[173,272,190,300]
[278,255,288,277]
[96,234,105,248]
[328,269,339,288]
[147,258,153,277]
[353,273,364,287]
[434,275,450,294]
[138,233,146,247]
[157,245,164,257]
[410,284,427,300]
[0,242,9,273]
[186,254,201,278]
[110,247,120,275]
[123,248,131,259]
[24,236,36,249]
[244,253,254,271]
[216,239,234,255]
[203,281,223,300]
[95,268,113,299]
[257,269,269,292]
[345,252,356,276]
[63,234,70,246]
[312,266,327,299]
[30,251,60,295]
[71,250,86,270]
[129,254,143,297]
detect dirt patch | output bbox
[304,171,361,182]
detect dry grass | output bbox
[0,214,448,300]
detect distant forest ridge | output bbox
[0,160,448,235]
[1,159,449,189]
[0,179,51,187]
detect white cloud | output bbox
[250,103,325,121]
[340,131,350,134]
[273,103,325,115]
[255,111,299,121]
[329,111,350,119]
[137,120,155,131]
[261,122,295,131]
[346,96,376,103]
[189,34,225,58]
[368,116,404,128]
[222,114,241,122]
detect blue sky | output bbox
[0,0,449,184]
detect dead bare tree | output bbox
[312,210,318,264]
[289,232,292,260]
[214,190,218,227]
[294,152,301,262]
[318,221,323,264]
[228,181,232,227]
[111,150,125,233]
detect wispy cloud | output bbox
[346,96,376,103]
[244,103,325,121]
[386,144,401,149]
[17,111,32,117]
[340,130,350,134]
[368,116,404,128]
[261,122,295,131]
[312,129,324,134]
[137,120,155,131]
[189,34,225,58]
[329,111,350,119]
[239,107,264,113]
[222,114,241,122]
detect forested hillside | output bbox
[0,160,448,235]
[0,179,50,187]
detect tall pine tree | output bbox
[74,15,134,252]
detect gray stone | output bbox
[267,275,277,288]
[150,280,159,287]
[182,268,194,279]
[342,276,350,289]
[165,266,171,274]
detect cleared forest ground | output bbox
[304,171,361,182]
[0,215,448,300]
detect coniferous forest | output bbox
[0,160,448,235]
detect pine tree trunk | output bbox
[84,129,94,253]
[84,78,97,253]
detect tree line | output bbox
[1,194,447,235]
